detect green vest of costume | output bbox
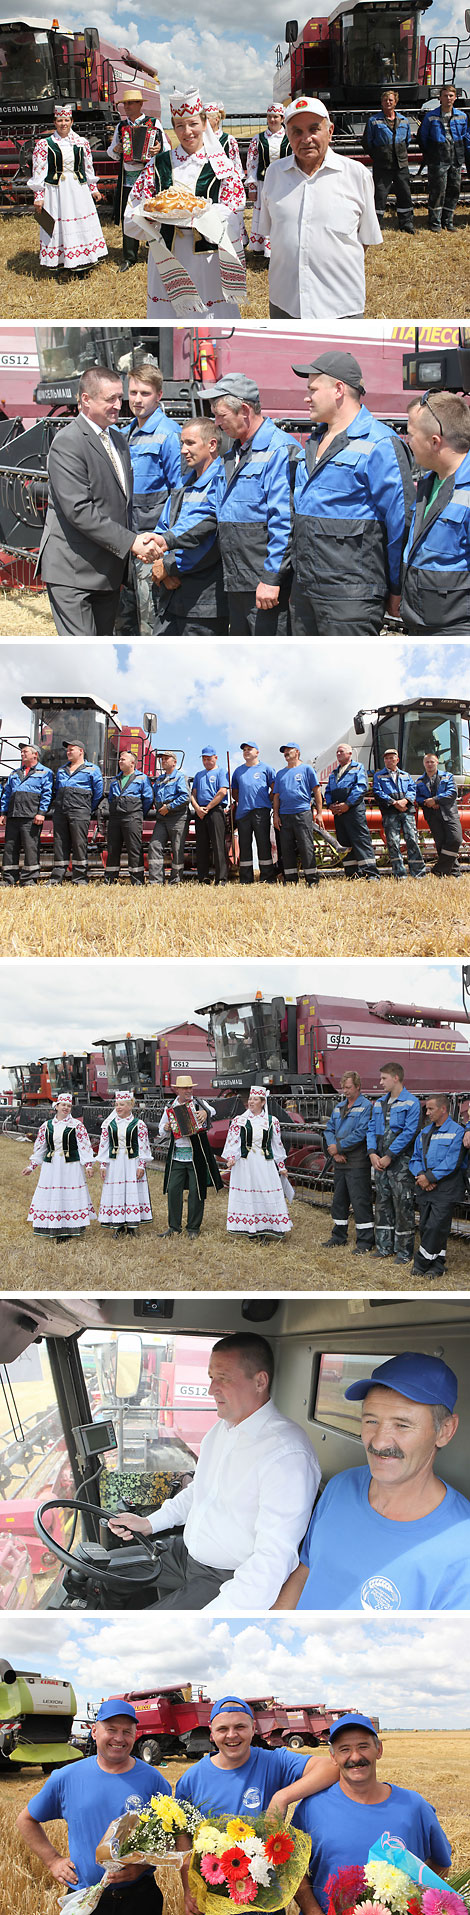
[44,1117,80,1163]
[257,129,289,180]
[153,148,221,253]
[45,136,87,186]
[240,1116,274,1160]
[107,1115,139,1159]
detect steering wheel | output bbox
[34,1496,161,1589]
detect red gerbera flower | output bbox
[221,1848,251,1887]
[230,1880,258,1904]
[264,1830,295,1866]
[324,1867,367,1913]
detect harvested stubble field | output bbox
[1,203,468,319]
[2,1134,469,1291]
[0,871,468,959]
[1,1735,469,1915]
[0,588,54,637]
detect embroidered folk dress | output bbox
[245,127,287,255]
[27,1118,96,1237]
[125,137,246,316]
[98,1113,153,1227]
[28,129,108,271]
[222,1110,293,1236]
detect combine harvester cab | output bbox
[0,17,161,203]
[274,0,469,147]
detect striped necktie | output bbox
[100,430,126,493]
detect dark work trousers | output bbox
[98,1877,163,1912]
[153,607,228,635]
[333,801,379,879]
[382,808,426,877]
[194,806,228,884]
[427,157,462,228]
[106,806,145,885]
[2,815,42,885]
[291,585,385,637]
[121,179,140,264]
[374,1145,416,1262]
[227,581,291,635]
[373,162,414,230]
[47,584,122,637]
[280,808,319,885]
[114,559,154,636]
[149,1534,232,1609]
[423,803,462,875]
[238,806,276,883]
[167,1160,205,1233]
[148,804,189,884]
[330,1145,374,1246]
[414,1165,467,1273]
[51,801,91,884]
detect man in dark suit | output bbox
[38,364,159,635]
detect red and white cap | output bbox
[170,89,204,118]
[285,95,331,123]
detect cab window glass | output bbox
[312,1352,390,1437]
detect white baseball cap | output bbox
[285,96,331,124]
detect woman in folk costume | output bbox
[246,103,289,256]
[98,1089,153,1237]
[222,1085,294,1237]
[158,1073,223,1238]
[23,1093,96,1241]
[28,100,107,274]
[124,87,246,317]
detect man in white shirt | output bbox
[108,1331,320,1611]
[259,96,382,319]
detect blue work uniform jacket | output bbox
[367,1086,421,1156]
[324,762,369,809]
[401,451,470,634]
[218,417,300,590]
[418,105,470,168]
[325,1094,372,1151]
[409,1116,467,1183]
[1,763,53,815]
[373,766,417,810]
[108,771,154,816]
[153,770,189,812]
[363,109,411,171]
[415,770,458,811]
[119,406,181,533]
[293,405,414,605]
[54,762,103,813]
[156,459,227,620]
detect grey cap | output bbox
[292,351,365,390]
[210,374,261,408]
[63,738,86,751]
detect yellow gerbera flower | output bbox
[226,1820,253,1842]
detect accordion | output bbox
[168,1100,206,1139]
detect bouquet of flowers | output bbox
[58,1794,201,1915]
[189,1812,312,1915]
[324,1848,469,1915]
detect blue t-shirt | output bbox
[192,767,227,808]
[231,761,276,818]
[291,1782,451,1907]
[175,1746,308,1818]
[272,764,319,815]
[298,1465,470,1610]
[28,1756,171,1888]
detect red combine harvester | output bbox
[111,1686,379,1764]
[0,16,161,204]
[274,0,470,152]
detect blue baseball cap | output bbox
[202,746,217,757]
[95,1700,138,1723]
[330,1714,378,1743]
[345,1353,457,1413]
[210,1696,254,1724]
[280,742,300,752]
[240,741,258,749]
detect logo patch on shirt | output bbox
[242,1789,263,1811]
[361,1576,401,1610]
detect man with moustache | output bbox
[286,1714,452,1915]
[17,1698,171,1909]
[272,1353,470,1610]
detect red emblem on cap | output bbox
[295,97,309,107]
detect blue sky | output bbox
[2,1613,469,1728]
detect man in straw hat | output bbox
[28,100,107,274]
[158,1074,222,1237]
[108,87,168,272]
[258,96,382,317]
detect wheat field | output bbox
[1,1735,469,1915]
[1,1134,469,1291]
[0,871,468,959]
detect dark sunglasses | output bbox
[418,390,443,436]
